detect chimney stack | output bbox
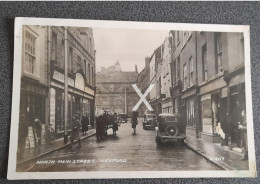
[145,57,150,68]
[135,64,138,73]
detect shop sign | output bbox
[53,70,74,87]
[75,73,85,91]
[85,86,94,96]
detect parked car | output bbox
[155,113,186,145]
[143,113,157,130]
[118,113,128,123]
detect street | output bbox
[18,118,220,172]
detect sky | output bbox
[93,28,169,73]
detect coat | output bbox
[70,120,81,141]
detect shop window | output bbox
[186,98,195,127]
[201,94,212,133]
[24,31,36,74]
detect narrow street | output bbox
[18,118,219,172]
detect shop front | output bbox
[50,70,95,136]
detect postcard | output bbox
[7,17,256,179]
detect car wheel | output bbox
[165,124,179,136]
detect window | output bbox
[215,33,223,73]
[177,56,180,79]
[61,40,65,63]
[177,31,180,45]
[88,63,90,84]
[189,57,194,87]
[202,44,207,81]
[172,60,176,83]
[24,31,36,74]
[84,59,87,75]
[187,99,195,127]
[51,32,57,61]
[68,47,73,72]
[77,56,81,70]
[91,66,94,85]
[183,63,187,90]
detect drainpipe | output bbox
[64,27,68,143]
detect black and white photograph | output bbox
[7,18,256,179]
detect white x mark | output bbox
[132,84,154,111]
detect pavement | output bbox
[17,129,96,165]
[185,135,249,170]
[17,119,219,172]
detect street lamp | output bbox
[124,87,129,114]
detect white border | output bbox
[7,17,256,179]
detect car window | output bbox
[165,116,176,122]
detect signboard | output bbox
[75,73,85,91]
[53,70,74,87]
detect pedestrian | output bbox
[34,117,42,146]
[81,114,89,135]
[70,114,82,148]
[131,111,138,133]
[113,113,118,136]
[238,110,248,160]
[18,113,29,159]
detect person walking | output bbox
[70,114,82,148]
[81,114,89,135]
[113,113,118,136]
[131,111,138,134]
[238,110,248,160]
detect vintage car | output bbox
[143,113,157,130]
[117,113,128,123]
[155,113,186,145]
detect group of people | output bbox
[96,112,119,140]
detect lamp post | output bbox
[124,87,129,114]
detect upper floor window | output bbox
[183,63,187,90]
[24,31,36,74]
[61,40,65,63]
[215,33,223,73]
[177,56,180,80]
[177,31,180,45]
[51,32,57,61]
[202,44,208,81]
[92,66,94,85]
[189,57,194,87]
[68,47,73,72]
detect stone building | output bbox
[161,37,173,114]
[20,26,49,127]
[137,57,150,115]
[149,45,163,115]
[169,30,245,148]
[20,26,96,138]
[49,26,96,134]
[95,62,139,116]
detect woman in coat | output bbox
[70,115,82,148]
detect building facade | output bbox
[168,30,245,149]
[95,62,139,116]
[137,57,150,115]
[49,27,96,135]
[20,26,96,139]
[149,46,162,115]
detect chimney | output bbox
[145,57,150,68]
[135,64,138,73]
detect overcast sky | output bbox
[93,28,169,73]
